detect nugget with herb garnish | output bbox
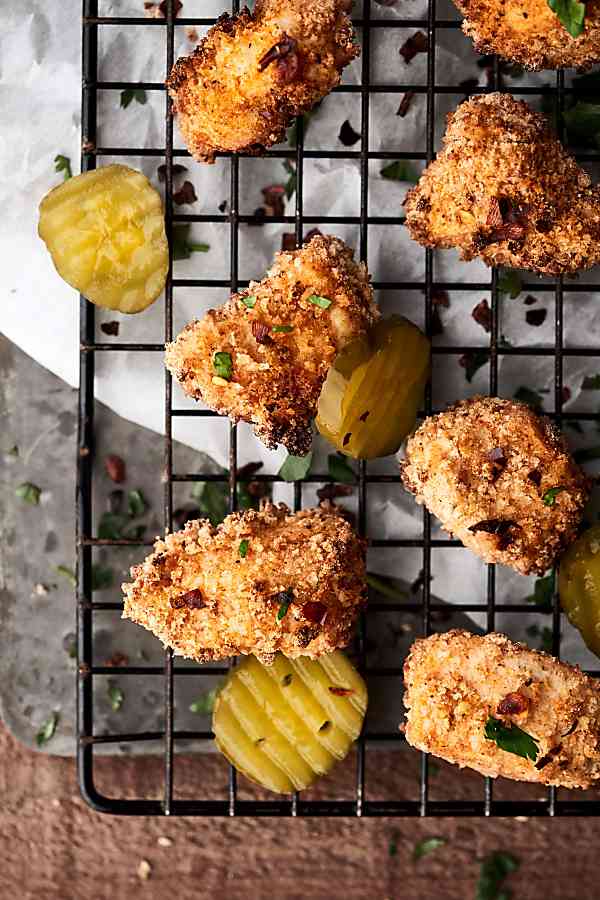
[122,502,367,664]
[167,0,359,163]
[405,93,600,276]
[403,630,600,789]
[165,234,377,455]
[401,396,589,575]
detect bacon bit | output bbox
[486,197,503,228]
[258,34,297,73]
[105,652,129,668]
[105,454,126,483]
[472,298,492,333]
[397,91,415,117]
[316,483,353,503]
[535,746,561,770]
[101,321,120,336]
[497,692,529,716]
[171,588,205,610]
[486,446,507,481]
[301,601,328,624]
[281,232,296,251]
[526,308,547,327]
[561,386,571,405]
[329,686,355,697]
[262,184,286,217]
[252,321,270,344]
[157,163,188,183]
[528,469,542,487]
[468,518,518,549]
[277,50,300,84]
[431,288,450,308]
[173,180,197,206]
[399,31,428,63]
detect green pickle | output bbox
[212,651,368,794]
[316,315,430,459]
[559,525,600,658]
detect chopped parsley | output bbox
[525,570,555,606]
[327,453,355,484]
[189,689,218,715]
[36,711,59,747]
[272,325,294,333]
[526,624,554,653]
[55,565,77,587]
[380,160,419,183]
[213,351,233,381]
[91,564,114,591]
[127,489,146,518]
[15,482,41,505]
[283,159,296,200]
[239,539,249,558]
[547,0,586,38]
[241,295,257,309]
[276,589,294,623]
[542,486,567,507]
[413,837,446,862]
[107,683,124,712]
[278,451,313,482]
[120,88,147,109]
[476,851,520,900]
[191,462,272,526]
[497,268,522,299]
[172,224,210,260]
[54,154,72,181]
[308,294,333,310]
[514,385,547,412]
[484,716,539,762]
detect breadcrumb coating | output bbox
[167,0,359,163]
[404,93,600,276]
[165,235,377,455]
[403,630,600,789]
[122,502,367,665]
[401,396,589,576]
[455,0,600,70]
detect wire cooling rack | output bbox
[77,0,600,815]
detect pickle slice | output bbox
[38,164,168,314]
[213,651,368,794]
[559,524,600,658]
[316,316,431,459]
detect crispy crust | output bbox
[167,0,359,162]
[401,396,589,576]
[455,0,600,70]
[403,630,600,789]
[122,502,367,665]
[165,235,377,455]
[404,93,600,276]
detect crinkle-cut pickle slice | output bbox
[213,651,368,794]
[38,164,168,314]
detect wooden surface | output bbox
[1,723,598,900]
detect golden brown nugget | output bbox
[403,630,600,789]
[165,235,377,455]
[404,93,600,276]
[401,396,589,576]
[122,503,366,664]
[167,0,359,162]
[454,0,600,70]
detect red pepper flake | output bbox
[399,31,428,63]
[528,469,542,486]
[104,652,129,668]
[252,321,270,344]
[157,163,188,183]
[497,692,529,716]
[301,601,328,624]
[258,34,297,73]
[100,321,120,336]
[469,518,518,550]
[105,454,126,483]
[328,686,355,697]
[397,91,415,117]
[561,386,571,405]
[171,588,205,610]
[173,180,197,206]
[526,308,547,327]
[472,298,492,333]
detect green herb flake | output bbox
[127,488,147,518]
[6,445,19,457]
[272,325,294,333]
[308,294,333,310]
[55,565,77,587]
[91,564,114,592]
[484,716,539,762]
[327,453,355,484]
[497,268,522,299]
[54,154,72,181]
[239,539,249,558]
[283,159,297,200]
[278,450,313,482]
[514,385,547,411]
[380,160,419,183]
[97,512,127,540]
[542,486,567,507]
[413,836,446,862]
[213,351,233,381]
[476,851,520,900]
[120,88,148,109]
[276,598,292,622]
[582,374,600,390]
[172,224,210,260]
[526,570,555,606]
[241,295,257,309]
[15,482,41,505]
[108,683,124,712]
[547,0,585,38]
[36,711,59,748]
[190,689,218,715]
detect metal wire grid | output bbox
[76,0,600,816]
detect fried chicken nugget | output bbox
[165,235,377,455]
[404,93,600,276]
[454,0,600,70]
[401,396,589,576]
[403,630,600,789]
[167,0,359,162]
[122,502,366,664]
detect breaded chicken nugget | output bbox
[403,630,600,789]
[122,502,366,664]
[165,235,377,455]
[404,93,600,276]
[167,0,359,162]
[401,396,589,576]
[454,0,600,70]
